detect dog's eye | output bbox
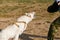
[27,15,31,17]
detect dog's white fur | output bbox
[0,12,35,40]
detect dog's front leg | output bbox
[13,30,21,40]
[13,29,20,40]
[13,33,19,40]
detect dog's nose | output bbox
[0,29,2,32]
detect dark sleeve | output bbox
[55,0,60,2]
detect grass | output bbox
[0,0,53,4]
[0,5,19,13]
[0,0,58,18]
[0,0,57,18]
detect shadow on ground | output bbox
[19,33,47,40]
[19,33,60,40]
[47,17,60,40]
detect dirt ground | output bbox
[0,1,60,40]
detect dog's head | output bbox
[25,12,35,19]
[17,12,35,23]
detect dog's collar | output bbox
[14,21,26,27]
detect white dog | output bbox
[0,12,35,40]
